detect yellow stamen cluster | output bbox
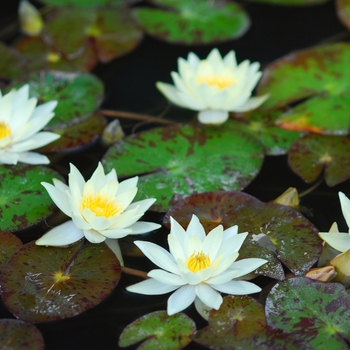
[0,121,11,139]
[187,251,211,273]
[196,75,235,89]
[82,192,122,218]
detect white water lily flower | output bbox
[36,162,161,264]
[156,48,269,125]
[127,215,267,316]
[0,84,59,165]
[319,192,350,252]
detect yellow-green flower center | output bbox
[82,193,122,218]
[47,52,61,63]
[0,121,11,139]
[196,74,235,89]
[187,251,211,273]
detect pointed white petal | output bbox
[83,229,106,243]
[97,228,132,239]
[30,100,57,119]
[195,283,222,310]
[339,192,350,229]
[0,151,19,164]
[186,214,206,240]
[127,198,156,213]
[116,176,138,195]
[210,280,261,295]
[69,163,86,192]
[16,151,50,164]
[126,278,179,295]
[232,95,269,112]
[148,269,186,286]
[128,221,161,234]
[167,285,196,315]
[198,110,229,125]
[318,231,350,253]
[41,182,72,217]
[105,238,124,266]
[228,258,267,278]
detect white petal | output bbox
[126,278,179,295]
[105,168,118,182]
[228,258,267,278]
[30,100,57,119]
[318,231,350,253]
[41,182,72,217]
[156,82,192,109]
[128,221,161,234]
[217,232,248,258]
[115,187,137,210]
[168,234,186,261]
[10,132,59,152]
[117,176,138,195]
[10,97,37,131]
[0,90,14,123]
[198,110,229,125]
[339,192,350,229]
[187,52,200,69]
[36,220,84,246]
[127,198,156,213]
[83,229,106,243]
[0,151,19,164]
[89,162,107,192]
[169,217,188,250]
[105,238,124,266]
[231,95,269,112]
[210,280,261,295]
[186,214,206,241]
[203,225,223,260]
[69,163,86,192]
[83,209,111,230]
[167,285,196,315]
[210,252,239,278]
[148,269,186,286]
[97,228,132,239]
[195,283,222,310]
[16,152,50,164]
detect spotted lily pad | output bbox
[266,277,350,348]
[132,0,250,45]
[102,121,264,212]
[0,240,120,323]
[0,319,44,350]
[119,311,196,349]
[257,42,350,134]
[43,7,142,63]
[0,231,22,270]
[288,134,350,186]
[0,42,27,80]
[164,191,322,279]
[8,70,103,129]
[0,165,64,232]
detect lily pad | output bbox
[266,277,350,349]
[163,191,322,279]
[42,8,142,62]
[0,42,27,80]
[336,0,350,30]
[40,0,124,6]
[8,70,104,129]
[0,165,64,232]
[119,311,196,349]
[288,134,350,186]
[0,319,44,350]
[0,240,121,323]
[132,0,250,45]
[248,0,329,6]
[232,110,303,155]
[0,231,22,270]
[257,42,350,134]
[39,113,108,153]
[14,36,98,72]
[102,121,264,212]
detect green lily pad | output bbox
[257,42,350,134]
[42,8,142,63]
[163,191,322,279]
[248,0,329,6]
[0,319,44,350]
[232,110,303,155]
[0,240,121,323]
[288,134,350,186]
[132,0,250,45]
[8,70,104,129]
[0,165,64,232]
[102,121,264,212]
[119,311,196,349]
[40,0,124,6]
[336,0,350,30]
[15,36,98,72]
[0,42,27,80]
[0,231,22,270]
[266,277,350,349]
[39,113,107,153]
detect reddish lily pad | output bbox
[14,36,98,72]
[266,277,350,348]
[43,7,142,63]
[164,191,322,279]
[0,165,64,232]
[288,134,350,186]
[0,231,22,270]
[0,42,27,80]
[132,0,250,45]
[119,311,196,349]
[39,113,108,153]
[0,319,44,350]
[102,121,264,212]
[8,70,104,129]
[0,240,121,323]
[257,42,350,134]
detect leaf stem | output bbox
[299,177,324,198]
[121,266,149,279]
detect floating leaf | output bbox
[0,319,44,350]
[8,70,104,128]
[0,165,64,232]
[266,277,350,349]
[0,231,22,270]
[164,191,322,279]
[232,110,303,155]
[0,240,121,323]
[0,42,27,80]
[336,0,350,30]
[288,134,350,186]
[102,121,264,212]
[40,0,123,6]
[257,42,350,134]
[119,311,196,349]
[38,113,107,153]
[132,0,250,45]
[43,8,142,62]
[15,36,98,72]
[248,0,328,6]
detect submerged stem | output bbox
[299,177,324,198]
[121,266,149,279]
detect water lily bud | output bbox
[101,119,125,147]
[18,0,44,36]
[329,249,350,287]
[272,187,299,211]
[305,266,336,282]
